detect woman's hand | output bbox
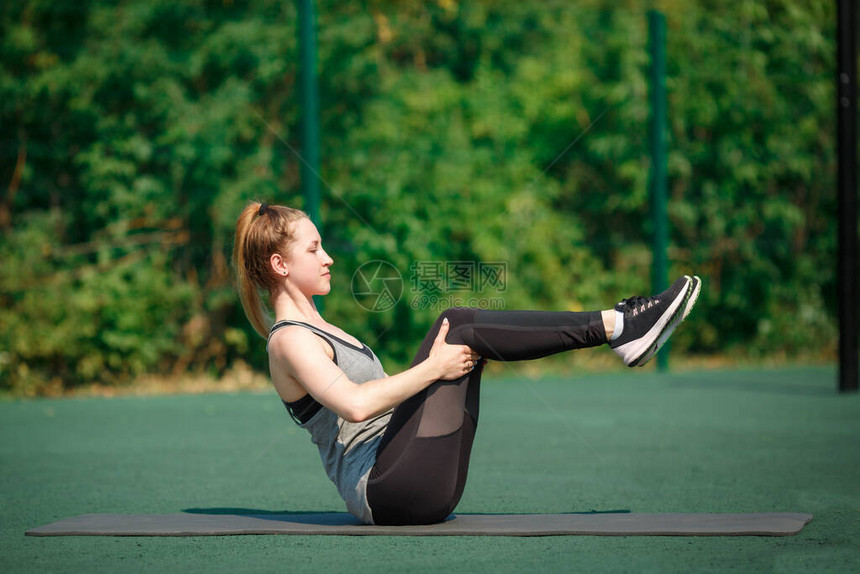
[427,318,482,380]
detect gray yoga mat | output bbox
[26,512,813,537]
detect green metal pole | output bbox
[837,0,858,392]
[298,0,323,309]
[648,10,669,372]
[298,0,321,229]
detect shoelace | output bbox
[618,295,660,316]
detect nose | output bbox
[321,249,334,266]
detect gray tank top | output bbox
[267,320,391,524]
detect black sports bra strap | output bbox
[284,394,322,425]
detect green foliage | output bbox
[0,0,839,393]
[0,211,195,394]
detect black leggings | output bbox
[365,307,607,525]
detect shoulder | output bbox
[267,324,342,403]
[269,324,334,364]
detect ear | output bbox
[269,253,289,277]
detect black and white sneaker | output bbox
[609,277,692,367]
[629,275,702,367]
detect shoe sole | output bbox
[613,277,692,367]
[631,275,701,367]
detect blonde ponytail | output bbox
[232,201,309,339]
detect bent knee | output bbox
[438,307,476,328]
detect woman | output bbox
[233,202,700,525]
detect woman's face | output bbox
[284,217,333,296]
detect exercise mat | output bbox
[26,512,813,537]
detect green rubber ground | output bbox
[2,367,858,573]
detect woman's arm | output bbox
[269,319,475,423]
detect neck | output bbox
[271,286,323,323]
